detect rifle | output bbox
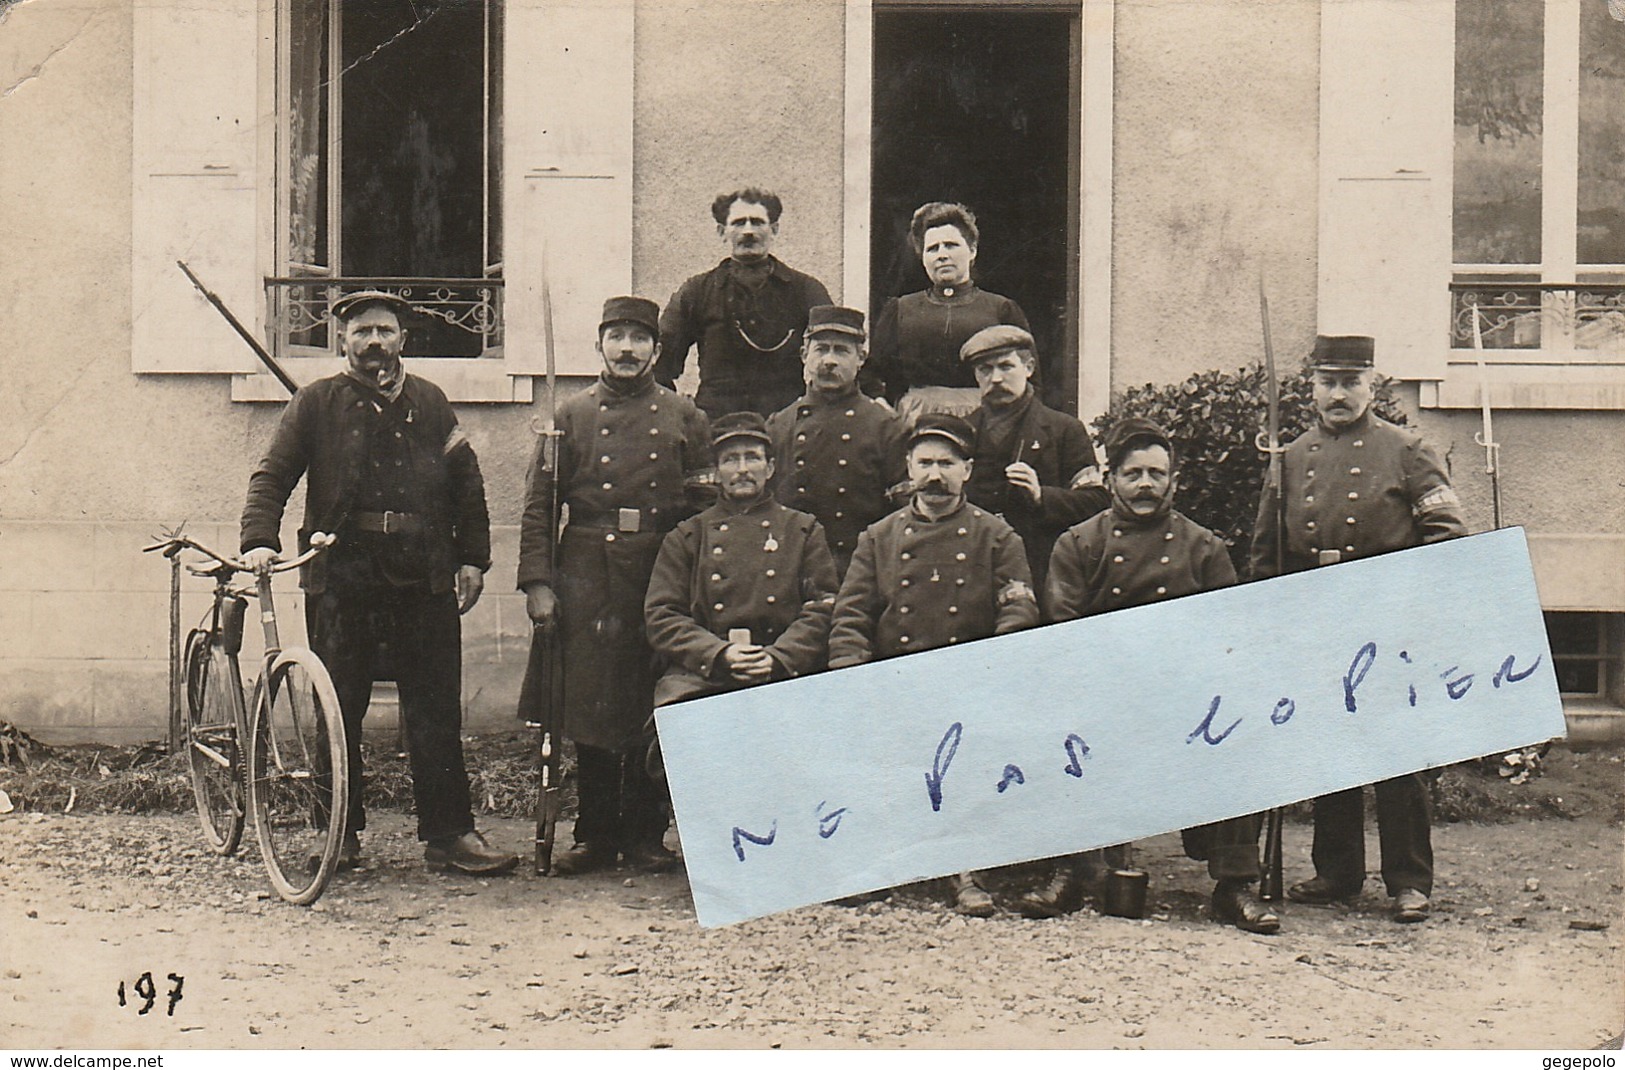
[176,260,299,394]
[1254,277,1286,903]
[1469,304,1504,529]
[524,240,565,877]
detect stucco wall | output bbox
[1110,0,1321,393]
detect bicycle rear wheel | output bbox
[247,648,348,905]
[184,631,246,856]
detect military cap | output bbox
[909,412,976,458]
[959,323,1037,365]
[600,295,661,338]
[331,289,414,322]
[1103,416,1176,469]
[1309,334,1375,370]
[805,304,866,339]
[711,411,773,453]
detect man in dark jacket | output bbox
[1250,334,1468,924]
[241,290,516,876]
[518,296,712,876]
[766,305,908,577]
[645,412,839,707]
[656,188,832,419]
[1045,418,1276,933]
[961,325,1109,589]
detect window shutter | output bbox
[1318,0,1454,380]
[131,0,262,374]
[504,0,635,376]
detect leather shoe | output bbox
[1286,875,1360,905]
[549,841,617,877]
[622,841,679,874]
[308,831,361,874]
[1393,888,1430,923]
[1212,881,1281,934]
[1013,869,1083,919]
[952,873,996,918]
[424,831,519,875]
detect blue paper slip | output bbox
[655,528,1565,927]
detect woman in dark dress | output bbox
[870,202,1031,424]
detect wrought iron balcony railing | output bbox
[265,275,504,359]
[1450,279,1625,355]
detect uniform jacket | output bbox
[766,388,908,575]
[1046,506,1237,621]
[645,496,839,705]
[966,391,1109,586]
[655,256,832,416]
[516,374,711,750]
[241,372,490,594]
[869,285,1030,401]
[829,497,1039,667]
[1249,411,1466,578]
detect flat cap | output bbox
[1309,334,1375,370]
[600,295,661,337]
[1103,416,1175,468]
[909,412,976,458]
[331,289,414,322]
[710,411,772,452]
[959,323,1036,365]
[805,304,866,339]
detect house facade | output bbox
[1,0,1620,744]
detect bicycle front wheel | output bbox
[184,631,246,856]
[247,648,348,905]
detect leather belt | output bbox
[567,508,676,534]
[349,510,425,535]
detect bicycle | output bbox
[144,527,349,905]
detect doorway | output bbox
[871,5,1081,412]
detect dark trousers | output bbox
[306,586,475,844]
[1181,813,1264,882]
[572,742,669,851]
[1309,774,1434,896]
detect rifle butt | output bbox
[1260,807,1285,901]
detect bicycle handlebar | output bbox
[143,531,336,575]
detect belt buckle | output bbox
[382,510,400,535]
[1317,549,1342,566]
[617,508,641,533]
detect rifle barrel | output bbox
[176,260,299,394]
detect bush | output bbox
[1091,365,1409,576]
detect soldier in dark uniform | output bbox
[645,412,840,707]
[518,296,712,876]
[241,290,517,876]
[1250,335,1468,924]
[829,413,1041,916]
[656,188,833,420]
[960,325,1109,589]
[1046,418,1277,933]
[766,305,908,577]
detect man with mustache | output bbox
[645,412,840,707]
[1044,418,1276,932]
[1249,334,1466,924]
[241,290,516,876]
[960,325,1110,590]
[766,305,908,577]
[657,188,833,420]
[518,296,712,876]
[829,413,1040,916]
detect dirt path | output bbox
[3,807,1621,1050]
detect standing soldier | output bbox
[766,305,908,577]
[656,188,833,420]
[960,325,1109,589]
[241,290,517,876]
[829,413,1040,916]
[1046,418,1276,932]
[645,412,840,706]
[518,296,712,877]
[1250,334,1467,923]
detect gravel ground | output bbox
[3,784,1621,1050]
